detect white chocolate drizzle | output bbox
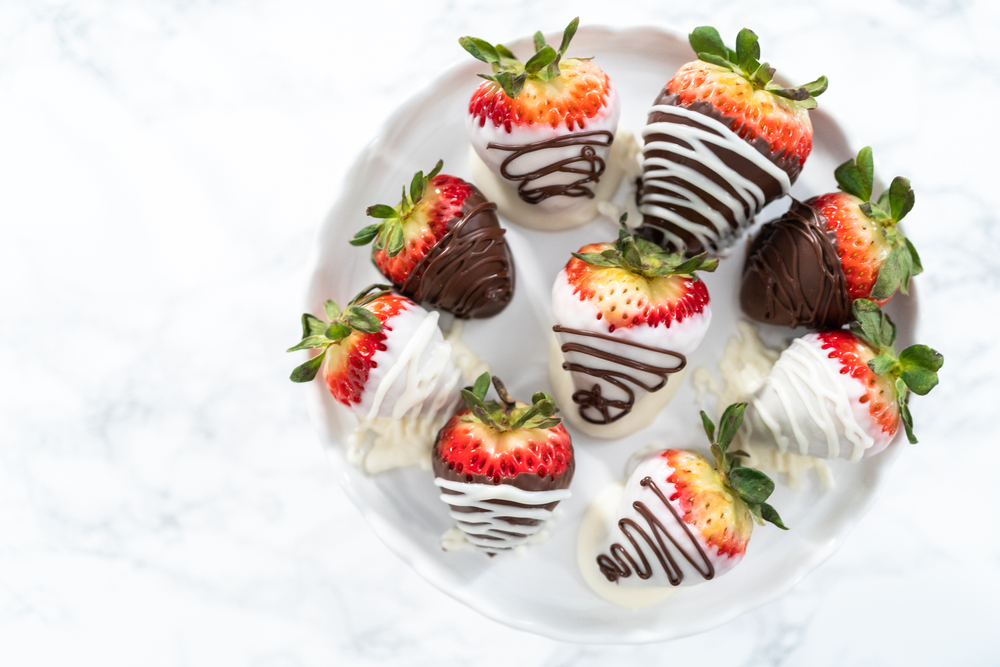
[347,315,484,475]
[435,478,571,554]
[640,104,791,254]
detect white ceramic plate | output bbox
[304,25,917,643]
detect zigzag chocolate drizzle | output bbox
[487,130,614,204]
[553,325,685,425]
[597,476,714,585]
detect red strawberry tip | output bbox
[700,402,787,530]
[572,215,719,280]
[459,17,585,99]
[460,372,562,433]
[286,284,393,383]
[349,160,446,257]
[848,299,943,443]
[688,26,827,110]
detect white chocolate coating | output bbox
[435,478,571,554]
[576,482,676,607]
[583,452,744,594]
[342,307,474,475]
[466,83,621,230]
[745,333,892,462]
[640,104,791,255]
[549,269,710,438]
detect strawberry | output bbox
[349,160,514,319]
[552,218,716,430]
[433,373,574,554]
[461,18,621,224]
[807,146,922,303]
[746,299,943,460]
[637,27,827,256]
[287,284,461,424]
[597,403,785,587]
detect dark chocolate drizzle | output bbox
[597,476,714,585]
[741,199,851,329]
[398,188,514,319]
[635,90,800,257]
[487,130,614,204]
[553,325,686,425]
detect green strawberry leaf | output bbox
[496,43,518,60]
[349,223,381,246]
[905,237,923,276]
[472,372,491,401]
[768,85,811,102]
[343,306,382,333]
[898,345,943,395]
[286,335,331,353]
[748,502,764,527]
[850,299,896,350]
[867,351,897,376]
[427,159,443,180]
[697,52,733,69]
[559,17,579,55]
[494,70,527,98]
[301,313,327,338]
[751,61,774,86]
[323,321,352,341]
[459,37,501,64]
[717,402,747,452]
[386,221,405,257]
[524,45,557,74]
[888,176,915,222]
[290,349,326,383]
[572,252,617,266]
[710,443,725,474]
[760,502,788,530]
[409,169,425,205]
[735,28,760,72]
[729,466,774,505]
[700,410,716,443]
[689,26,729,59]
[533,31,546,52]
[801,74,829,96]
[834,148,872,201]
[870,246,904,300]
[899,394,917,444]
[366,204,397,219]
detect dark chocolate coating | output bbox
[740,199,851,329]
[398,185,514,319]
[635,89,803,257]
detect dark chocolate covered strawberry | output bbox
[351,160,515,319]
[741,147,921,329]
[636,27,827,256]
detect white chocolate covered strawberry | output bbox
[745,299,943,460]
[287,285,463,472]
[550,218,715,438]
[595,403,786,589]
[461,18,622,230]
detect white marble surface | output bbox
[2,1,998,664]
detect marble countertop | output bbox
[3,1,998,664]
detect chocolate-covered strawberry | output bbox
[461,17,621,230]
[636,27,827,256]
[551,217,716,439]
[597,403,786,588]
[350,160,514,319]
[287,284,460,426]
[741,147,921,329]
[745,300,943,460]
[433,373,574,555]
[740,199,851,329]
